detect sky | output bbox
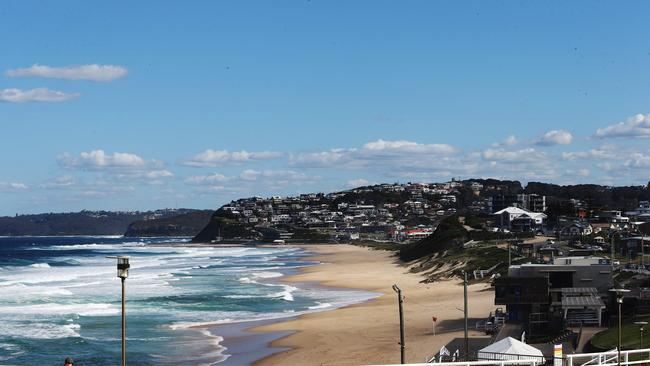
[1,1,650,215]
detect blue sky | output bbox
[2,1,650,215]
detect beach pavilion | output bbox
[477,337,545,364]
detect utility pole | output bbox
[508,239,512,267]
[392,284,405,364]
[610,233,614,277]
[642,236,645,267]
[463,271,469,361]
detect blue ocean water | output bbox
[0,237,376,365]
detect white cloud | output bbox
[0,182,28,191]
[59,150,147,169]
[492,135,518,147]
[594,113,650,139]
[481,148,538,162]
[534,130,573,146]
[182,149,283,167]
[40,176,75,189]
[346,178,370,188]
[6,64,128,82]
[562,145,616,160]
[240,169,260,181]
[289,139,456,169]
[625,153,650,169]
[115,170,174,184]
[185,173,230,185]
[362,139,455,154]
[0,88,79,103]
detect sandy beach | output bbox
[249,244,495,366]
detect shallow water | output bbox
[0,237,376,365]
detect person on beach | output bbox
[64,357,73,366]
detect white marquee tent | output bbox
[477,337,545,363]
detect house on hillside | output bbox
[563,222,594,236]
[493,207,547,232]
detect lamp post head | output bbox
[610,288,630,303]
[107,256,130,279]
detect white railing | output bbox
[367,360,541,366]
[566,348,650,366]
[370,348,650,366]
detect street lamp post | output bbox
[611,288,630,366]
[634,321,647,349]
[108,256,130,366]
[392,284,405,364]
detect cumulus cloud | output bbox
[625,153,650,169]
[492,135,518,147]
[0,88,79,103]
[114,170,174,184]
[562,145,616,160]
[534,130,573,146]
[240,169,260,181]
[289,139,456,169]
[185,173,230,185]
[0,182,28,191]
[362,139,455,154]
[481,148,538,162]
[6,64,128,82]
[346,178,370,188]
[238,169,313,182]
[182,149,283,167]
[59,150,147,169]
[594,113,650,139]
[40,176,75,189]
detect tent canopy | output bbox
[478,337,545,362]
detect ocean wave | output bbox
[308,302,333,310]
[267,284,297,301]
[0,321,81,340]
[0,303,118,317]
[28,263,50,268]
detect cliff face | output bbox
[124,210,213,237]
[191,210,257,243]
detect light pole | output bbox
[108,256,130,366]
[611,288,630,366]
[392,284,405,364]
[635,321,647,349]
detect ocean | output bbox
[0,237,377,365]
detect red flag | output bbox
[432,316,438,322]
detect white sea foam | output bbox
[29,263,50,268]
[308,302,333,310]
[267,284,297,301]
[0,303,118,317]
[252,271,283,279]
[0,321,81,340]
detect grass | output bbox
[591,316,650,350]
[351,241,403,251]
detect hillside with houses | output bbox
[192,179,650,248]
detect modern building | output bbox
[495,256,613,332]
[493,207,547,232]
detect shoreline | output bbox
[211,244,495,366]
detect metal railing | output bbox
[372,348,650,366]
[477,351,545,364]
[566,348,650,366]
[367,360,542,366]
